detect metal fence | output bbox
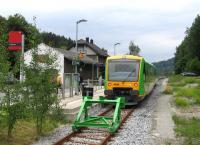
[62,73,104,98]
[82,79,104,92]
[62,73,80,98]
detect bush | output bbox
[173,115,200,145]
[175,88,200,98]
[168,75,183,84]
[175,97,188,107]
[195,97,200,105]
[50,106,67,123]
[186,57,200,74]
[163,85,173,94]
[184,77,196,84]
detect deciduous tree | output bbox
[129,41,140,55]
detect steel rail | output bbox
[53,107,134,145]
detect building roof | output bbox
[26,43,97,64]
[55,47,97,64]
[77,39,109,57]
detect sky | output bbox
[0,0,200,62]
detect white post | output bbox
[20,34,25,82]
[75,22,78,74]
[114,42,120,56]
[114,45,116,56]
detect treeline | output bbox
[0,14,74,51]
[175,15,200,74]
[153,57,174,75]
[41,32,74,50]
[0,14,40,50]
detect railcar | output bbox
[104,55,157,105]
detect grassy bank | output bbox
[173,115,200,145]
[0,107,67,145]
[0,117,64,145]
[167,75,200,145]
[168,75,200,107]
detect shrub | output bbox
[173,115,200,145]
[184,77,196,84]
[175,97,188,107]
[175,88,200,98]
[163,85,173,94]
[168,75,183,84]
[195,97,200,105]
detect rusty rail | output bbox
[53,107,134,145]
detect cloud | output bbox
[136,31,183,62]
[0,0,200,62]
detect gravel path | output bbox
[32,124,72,145]
[108,79,165,145]
[32,105,111,145]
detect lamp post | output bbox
[74,19,87,95]
[75,19,87,73]
[114,42,120,55]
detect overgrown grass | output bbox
[174,86,200,105]
[169,75,200,86]
[175,97,189,107]
[168,75,200,107]
[173,115,200,145]
[0,116,66,145]
[168,75,184,84]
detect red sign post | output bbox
[8,31,23,51]
[8,31,25,81]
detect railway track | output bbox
[53,107,134,145]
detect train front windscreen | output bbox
[108,59,140,82]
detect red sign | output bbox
[8,31,23,51]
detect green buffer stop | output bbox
[72,96,125,133]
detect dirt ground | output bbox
[152,79,178,145]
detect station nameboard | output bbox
[8,31,23,51]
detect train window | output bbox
[108,59,140,81]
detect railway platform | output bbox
[59,88,105,122]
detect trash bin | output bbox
[82,84,93,99]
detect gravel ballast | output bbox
[33,79,165,145]
[108,79,165,145]
[32,105,111,145]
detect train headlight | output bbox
[108,83,112,86]
[134,83,138,87]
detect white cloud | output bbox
[0,0,200,62]
[0,0,199,14]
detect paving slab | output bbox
[60,89,105,121]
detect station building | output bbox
[24,39,108,83]
[68,37,109,79]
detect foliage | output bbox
[153,57,174,75]
[6,14,40,51]
[174,97,188,107]
[0,117,62,145]
[175,15,200,74]
[168,75,184,84]
[41,32,74,50]
[173,115,200,145]
[24,47,59,135]
[163,85,173,94]
[0,13,64,140]
[129,41,140,55]
[185,57,200,74]
[0,21,27,138]
[50,103,67,123]
[169,75,200,107]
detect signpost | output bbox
[8,31,25,81]
[8,31,23,51]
